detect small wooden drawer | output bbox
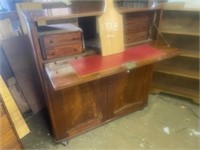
[40,30,84,60]
[124,22,150,34]
[46,42,83,59]
[41,31,82,49]
[125,32,148,44]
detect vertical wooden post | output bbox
[97,0,124,56]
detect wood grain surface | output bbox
[2,35,44,113]
[97,0,124,56]
[0,76,30,139]
[23,1,104,22]
[45,43,179,91]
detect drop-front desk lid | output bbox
[45,43,180,91]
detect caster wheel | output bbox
[61,141,68,146]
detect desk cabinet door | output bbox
[49,79,104,140]
[107,65,153,119]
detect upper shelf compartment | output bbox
[23,0,105,22]
[162,2,200,11]
[115,0,163,13]
[159,10,199,36]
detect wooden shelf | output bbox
[23,1,104,22]
[164,8,200,12]
[118,6,162,14]
[160,30,200,36]
[154,64,200,80]
[23,8,103,22]
[152,70,199,103]
[125,39,153,47]
[159,34,199,51]
[164,7,200,12]
[160,10,199,37]
[181,50,199,58]
[152,81,199,104]
[163,2,200,12]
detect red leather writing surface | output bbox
[69,44,164,76]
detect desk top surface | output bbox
[45,43,179,91]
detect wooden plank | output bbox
[2,35,44,113]
[152,82,199,104]
[154,64,200,80]
[0,47,14,81]
[0,19,18,40]
[0,76,30,139]
[97,0,124,56]
[181,49,199,58]
[16,2,45,34]
[7,77,30,113]
[160,30,199,36]
[0,113,23,149]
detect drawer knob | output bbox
[50,40,53,43]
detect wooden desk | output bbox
[22,1,179,143]
[44,43,178,142]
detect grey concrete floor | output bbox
[22,94,200,149]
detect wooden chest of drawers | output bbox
[40,30,83,60]
[124,11,153,44]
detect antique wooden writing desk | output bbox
[22,1,179,144]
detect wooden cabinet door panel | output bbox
[47,65,153,140]
[107,65,153,118]
[47,78,104,141]
[60,79,103,137]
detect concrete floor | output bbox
[22,94,200,149]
